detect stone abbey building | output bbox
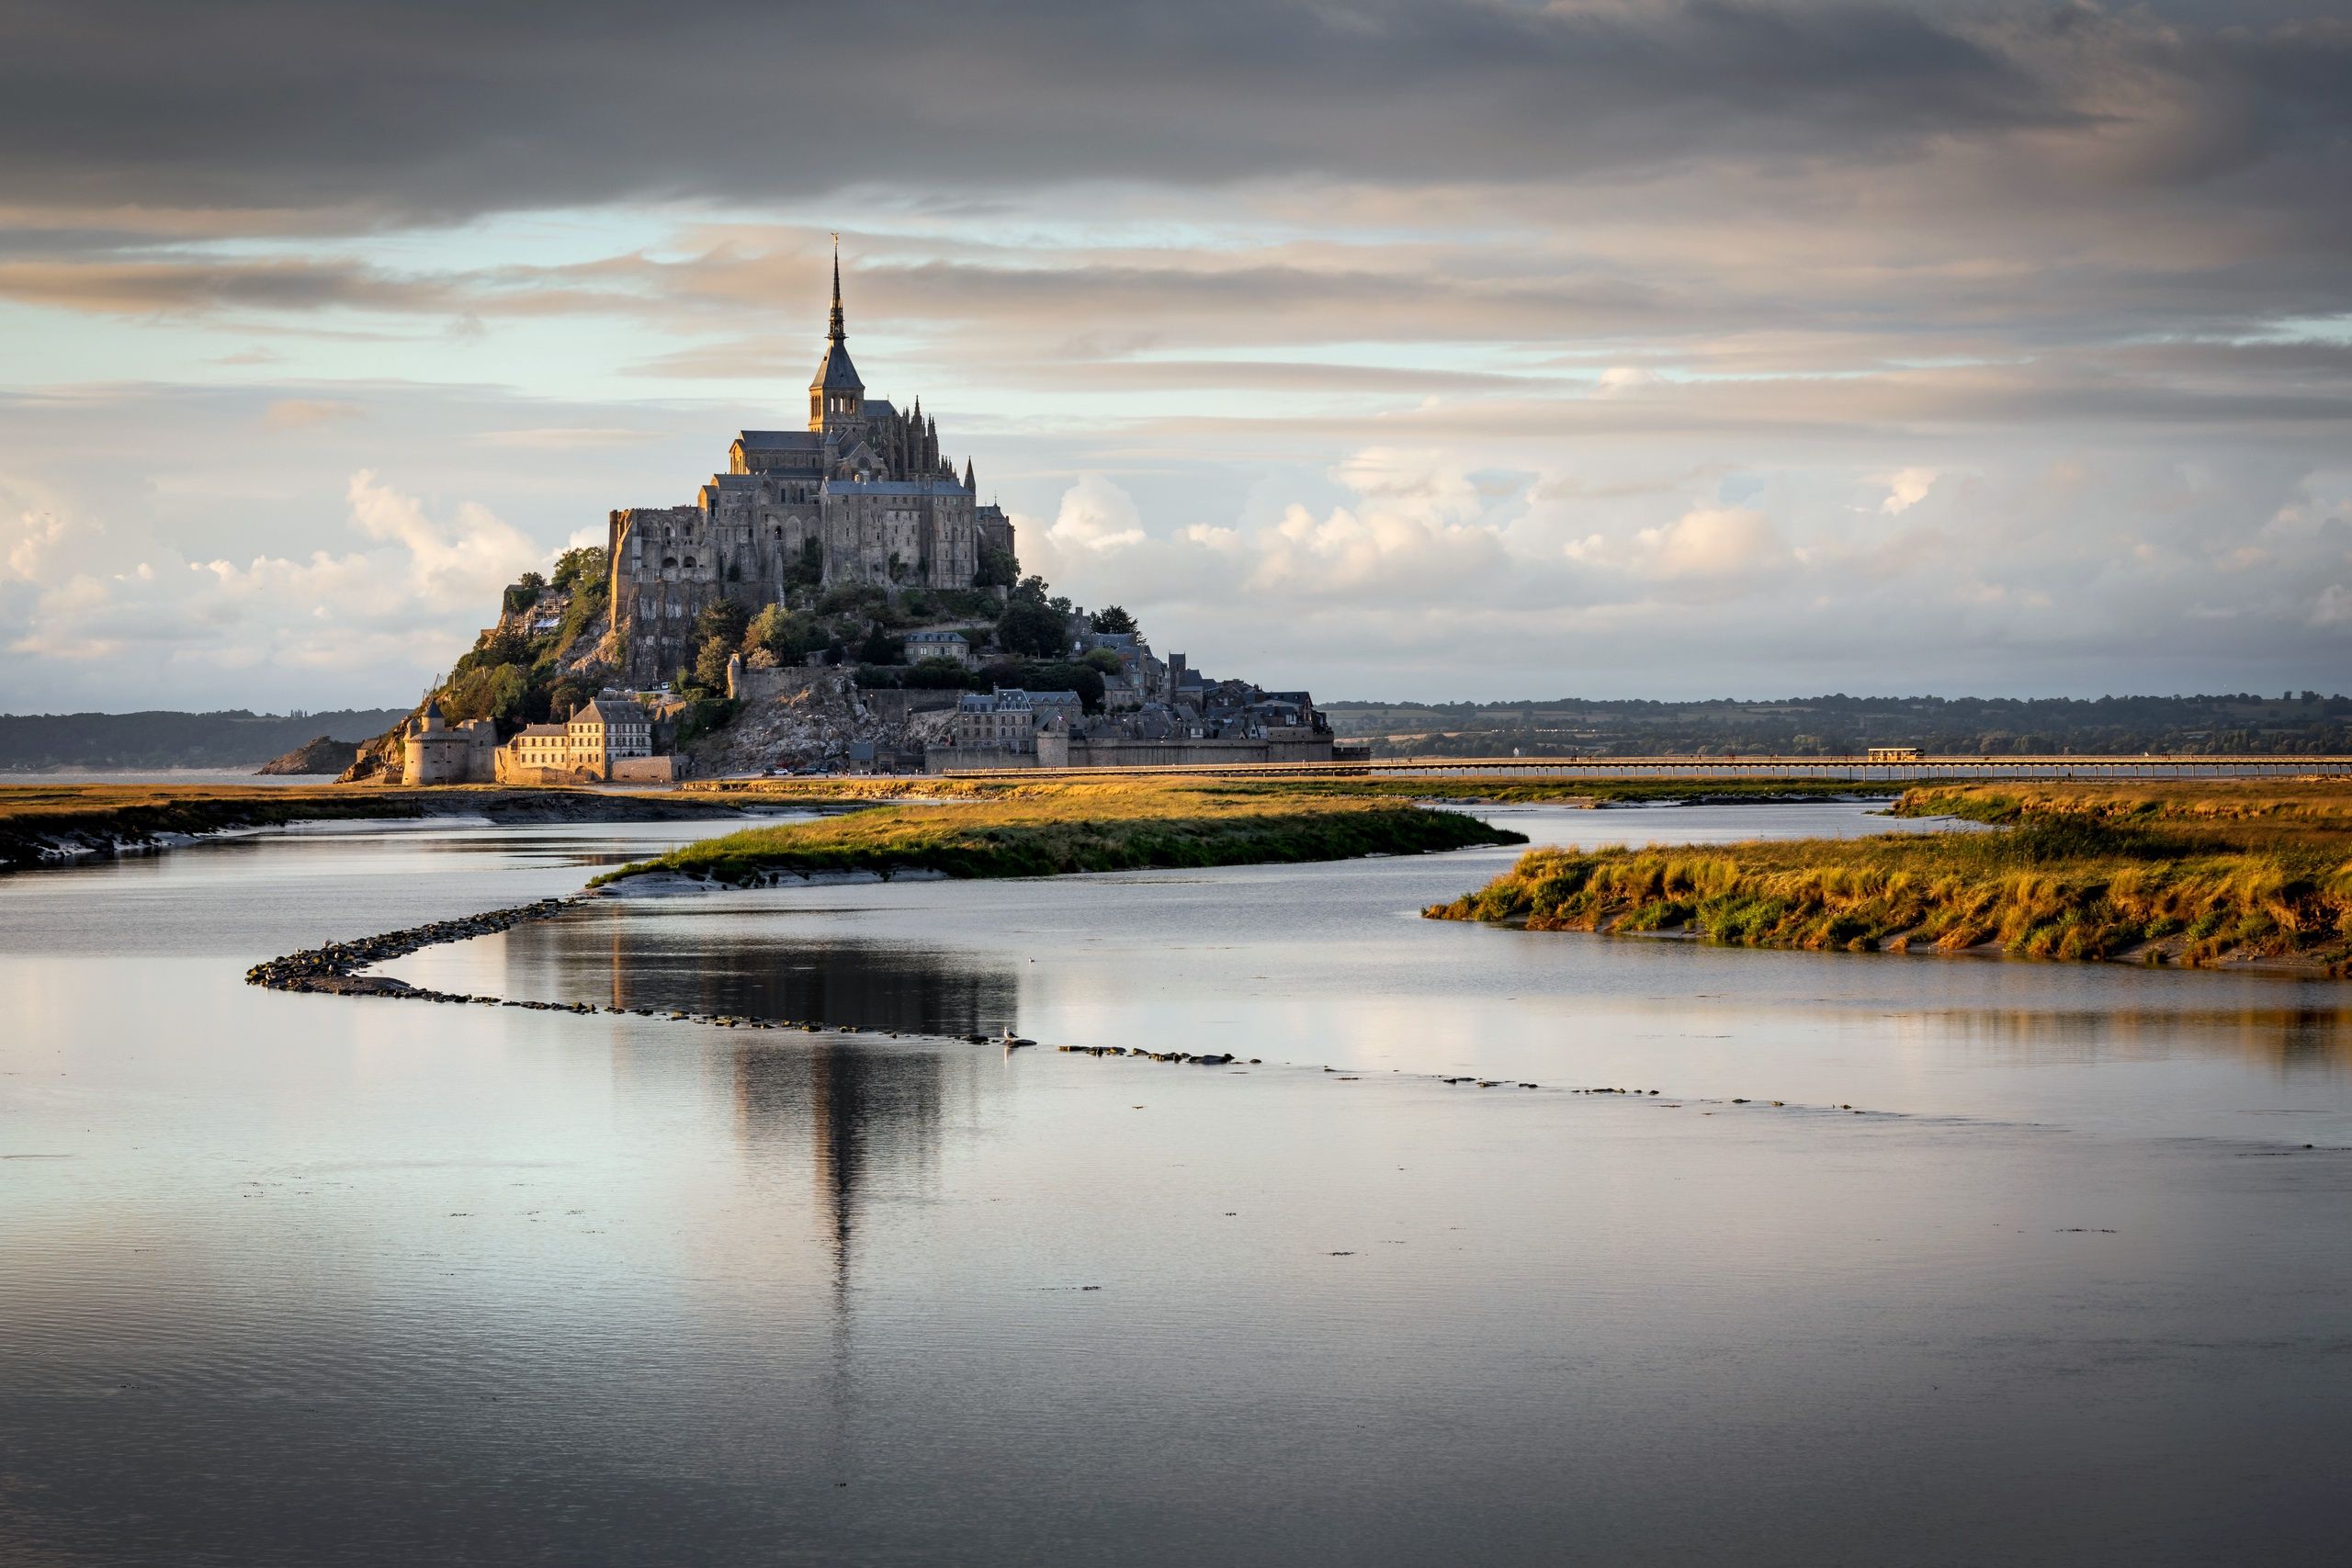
[605,248,1013,685]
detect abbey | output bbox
[605,248,1014,685]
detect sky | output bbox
[1,0,2348,711]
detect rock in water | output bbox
[256,736,364,775]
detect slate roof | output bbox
[810,340,864,392]
[572,698,644,726]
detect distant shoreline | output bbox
[0,783,750,874]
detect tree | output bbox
[1009,574,1069,615]
[1082,648,1125,675]
[442,663,531,724]
[996,595,1068,659]
[975,544,1018,588]
[448,628,535,688]
[695,636,737,693]
[549,547,606,593]
[1091,604,1136,635]
[747,604,827,666]
[501,572,546,615]
[694,601,750,649]
[785,538,823,592]
[545,678,591,724]
[857,625,903,665]
[903,658,981,690]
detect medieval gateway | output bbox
[605,248,1014,686]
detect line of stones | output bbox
[246,912,1675,1089]
[244,897,583,1003]
[1057,1044,1253,1066]
[239,897,1137,1042]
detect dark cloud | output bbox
[1,2,2344,220]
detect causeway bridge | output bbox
[941,754,2352,784]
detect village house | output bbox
[904,629,975,667]
[493,694,673,783]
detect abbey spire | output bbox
[808,232,865,434]
[827,234,845,345]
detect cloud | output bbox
[341,470,542,609]
[1595,367,1660,399]
[7,3,2347,224]
[1879,468,1937,514]
[1041,474,1148,557]
[262,398,363,430]
[1639,506,1785,581]
[1,456,546,693]
[474,427,662,449]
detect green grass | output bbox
[596,780,1524,885]
[1425,779,2352,974]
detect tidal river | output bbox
[3,804,2347,1565]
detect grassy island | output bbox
[1425,780,2352,976]
[595,780,1524,886]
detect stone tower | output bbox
[808,235,864,434]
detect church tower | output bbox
[808,236,865,434]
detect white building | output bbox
[496,694,666,782]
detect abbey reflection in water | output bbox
[509,899,1022,1037]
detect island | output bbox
[1425,779,2352,977]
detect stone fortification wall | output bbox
[493,758,580,787]
[401,718,497,784]
[857,687,967,727]
[727,664,831,705]
[924,746,1040,773]
[1024,733,1338,771]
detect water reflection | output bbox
[731,1038,949,1293]
[512,901,1021,1035]
[1893,1004,2352,1074]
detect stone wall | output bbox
[727,663,832,705]
[1026,733,1337,770]
[856,687,967,727]
[609,755,681,784]
[924,745,1040,773]
[493,757,579,786]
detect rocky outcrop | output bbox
[256,735,362,775]
[688,669,959,776]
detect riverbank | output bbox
[1425,780,2352,976]
[0,783,748,872]
[596,780,1524,886]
